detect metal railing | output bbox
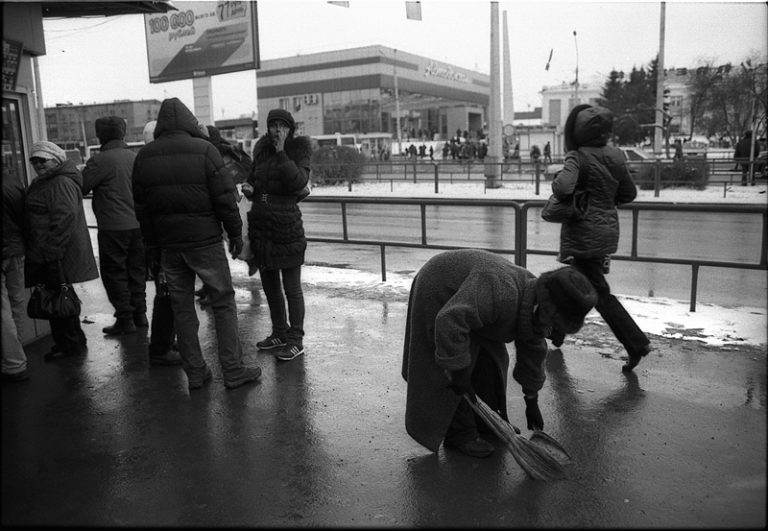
[300,195,767,312]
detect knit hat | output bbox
[95,116,126,144]
[266,108,295,133]
[142,121,157,144]
[30,141,67,165]
[535,267,598,334]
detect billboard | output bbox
[144,1,259,83]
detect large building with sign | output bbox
[256,45,490,145]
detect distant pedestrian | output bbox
[546,104,651,372]
[543,141,552,163]
[673,139,684,161]
[402,249,597,458]
[24,141,99,361]
[241,109,312,362]
[81,116,147,336]
[133,97,261,390]
[734,130,759,186]
[530,144,541,163]
[2,174,29,381]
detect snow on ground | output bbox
[298,181,767,349]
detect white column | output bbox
[502,10,514,127]
[485,2,502,187]
[193,76,214,126]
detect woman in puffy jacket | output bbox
[548,104,651,371]
[241,109,311,362]
[24,141,99,360]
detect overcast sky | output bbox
[38,0,767,122]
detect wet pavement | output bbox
[2,266,766,528]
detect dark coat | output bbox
[23,160,99,286]
[553,105,637,260]
[132,98,241,250]
[81,139,140,231]
[401,249,549,452]
[2,176,26,258]
[245,134,311,271]
[734,134,759,169]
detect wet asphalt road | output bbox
[2,271,765,528]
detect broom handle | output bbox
[463,393,522,435]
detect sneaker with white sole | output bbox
[257,334,287,350]
[276,345,304,361]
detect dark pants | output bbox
[571,257,650,357]
[259,265,305,346]
[445,353,504,445]
[148,258,175,357]
[97,229,146,320]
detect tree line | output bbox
[597,53,767,148]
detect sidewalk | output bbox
[2,262,765,527]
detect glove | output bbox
[228,236,244,259]
[447,367,475,402]
[524,392,544,431]
[241,182,254,199]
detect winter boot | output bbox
[102,318,137,336]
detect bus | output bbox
[357,132,392,160]
[310,133,360,151]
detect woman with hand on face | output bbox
[24,141,99,360]
[241,109,312,361]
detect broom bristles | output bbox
[465,395,568,481]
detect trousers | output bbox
[2,256,27,373]
[97,228,146,319]
[259,265,305,345]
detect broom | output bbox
[464,394,569,481]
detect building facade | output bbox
[255,45,490,147]
[45,99,163,150]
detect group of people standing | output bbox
[1,99,311,390]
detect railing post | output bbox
[413,162,417,183]
[420,204,427,245]
[380,244,387,282]
[534,160,541,196]
[654,159,661,197]
[341,202,348,240]
[433,163,439,194]
[689,264,699,312]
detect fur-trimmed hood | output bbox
[252,134,312,164]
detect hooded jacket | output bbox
[81,139,140,231]
[552,104,638,260]
[23,160,99,286]
[245,133,312,270]
[132,98,241,250]
[401,249,549,452]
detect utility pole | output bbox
[573,30,579,105]
[654,1,666,156]
[394,48,402,155]
[485,2,502,188]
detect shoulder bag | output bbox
[27,262,82,320]
[541,151,590,223]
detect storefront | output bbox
[256,45,490,143]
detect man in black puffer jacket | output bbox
[132,97,261,390]
[547,104,651,372]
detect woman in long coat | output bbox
[402,249,597,457]
[24,141,99,360]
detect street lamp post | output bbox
[573,30,579,105]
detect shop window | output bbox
[2,98,29,186]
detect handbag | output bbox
[26,261,81,320]
[541,151,590,223]
[27,283,81,320]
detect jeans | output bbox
[570,257,650,357]
[148,258,175,357]
[162,242,244,379]
[97,229,146,320]
[2,256,27,373]
[259,265,305,346]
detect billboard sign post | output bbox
[144,1,259,84]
